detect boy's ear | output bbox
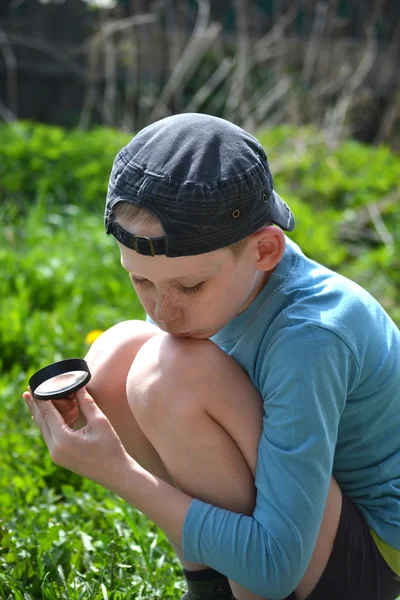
[251,226,286,271]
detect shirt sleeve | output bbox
[182,323,358,599]
[145,314,156,326]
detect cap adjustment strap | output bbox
[107,221,167,256]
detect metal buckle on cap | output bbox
[133,235,155,257]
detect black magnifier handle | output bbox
[29,358,91,400]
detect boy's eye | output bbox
[181,282,205,294]
[129,274,204,294]
[129,275,149,286]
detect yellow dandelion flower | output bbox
[85,329,104,345]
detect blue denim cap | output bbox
[105,113,295,257]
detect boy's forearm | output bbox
[107,456,193,546]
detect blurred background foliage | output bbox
[0,120,399,389]
[0,0,399,596]
[0,118,398,595]
[0,0,400,148]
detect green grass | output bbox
[0,199,185,598]
[1,187,399,597]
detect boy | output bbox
[24,113,400,600]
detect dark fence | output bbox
[0,0,399,146]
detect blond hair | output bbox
[113,201,252,257]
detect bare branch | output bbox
[121,32,139,133]
[100,13,157,38]
[102,36,117,126]
[339,190,399,247]
[6,32,85,78]
[324,28,378,145]
[375,18,400,144]
[312,63,353,97]
[225,0,251,123]
[323,0,390,144]
[149,0,223,122]
[134,2,160,129]
[375,87,400,145]
[78,35,101,131]
[253,2,299,62]
[0,27,18,116]
[244,76,292,130]
[301,2,329,85]
[184,57,233,113]
[0,98,16,123]
[78,13,156,130]
[366,202,395,250]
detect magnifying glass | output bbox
[29,359,91,400]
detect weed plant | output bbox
[1,122,399,598]
[0,200,185,599]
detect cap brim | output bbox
[271,191,295,231]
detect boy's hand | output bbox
[25,387,80,429]
[52,395,81,428]
[23,388,132,489]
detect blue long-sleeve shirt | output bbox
[180,237,400,598]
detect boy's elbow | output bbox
[250,572,300,600]
[243,546,305,599]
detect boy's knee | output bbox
[126,334,225,419]
[85,319,159,400]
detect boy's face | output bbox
[118,226,270,339]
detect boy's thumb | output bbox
[75,387,103,421]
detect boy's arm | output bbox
[181,323,357,597]
[107,458,191,546]
[24,324,357,599]
[24,388,190,547]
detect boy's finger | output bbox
[23,391,35,420]
[75,388,104,422]
[24,393,52,441]
[51,397,77,412]
[35,397,69,426]
[25,393,71,443]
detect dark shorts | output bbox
[284,494,400,600]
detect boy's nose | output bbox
[154,298,183,323]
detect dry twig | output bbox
[184,57,234,114]
[0,97,16,123]
[375,19,400,144]
[6,32,84,78]
[225,0,251,123]
[253,2,299,63]
[324,0,386,144]
[79,13,156,130]
[0,27,17,117]
[324,30,378,144]
[245,76,292,131]
[149,0,221,123]
[102,36,117,126]
[301,2,329,85]
[366,202,395,250]
[100,13,157,38]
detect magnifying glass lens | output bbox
[29,359,91,400]
[34,370,88,397]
